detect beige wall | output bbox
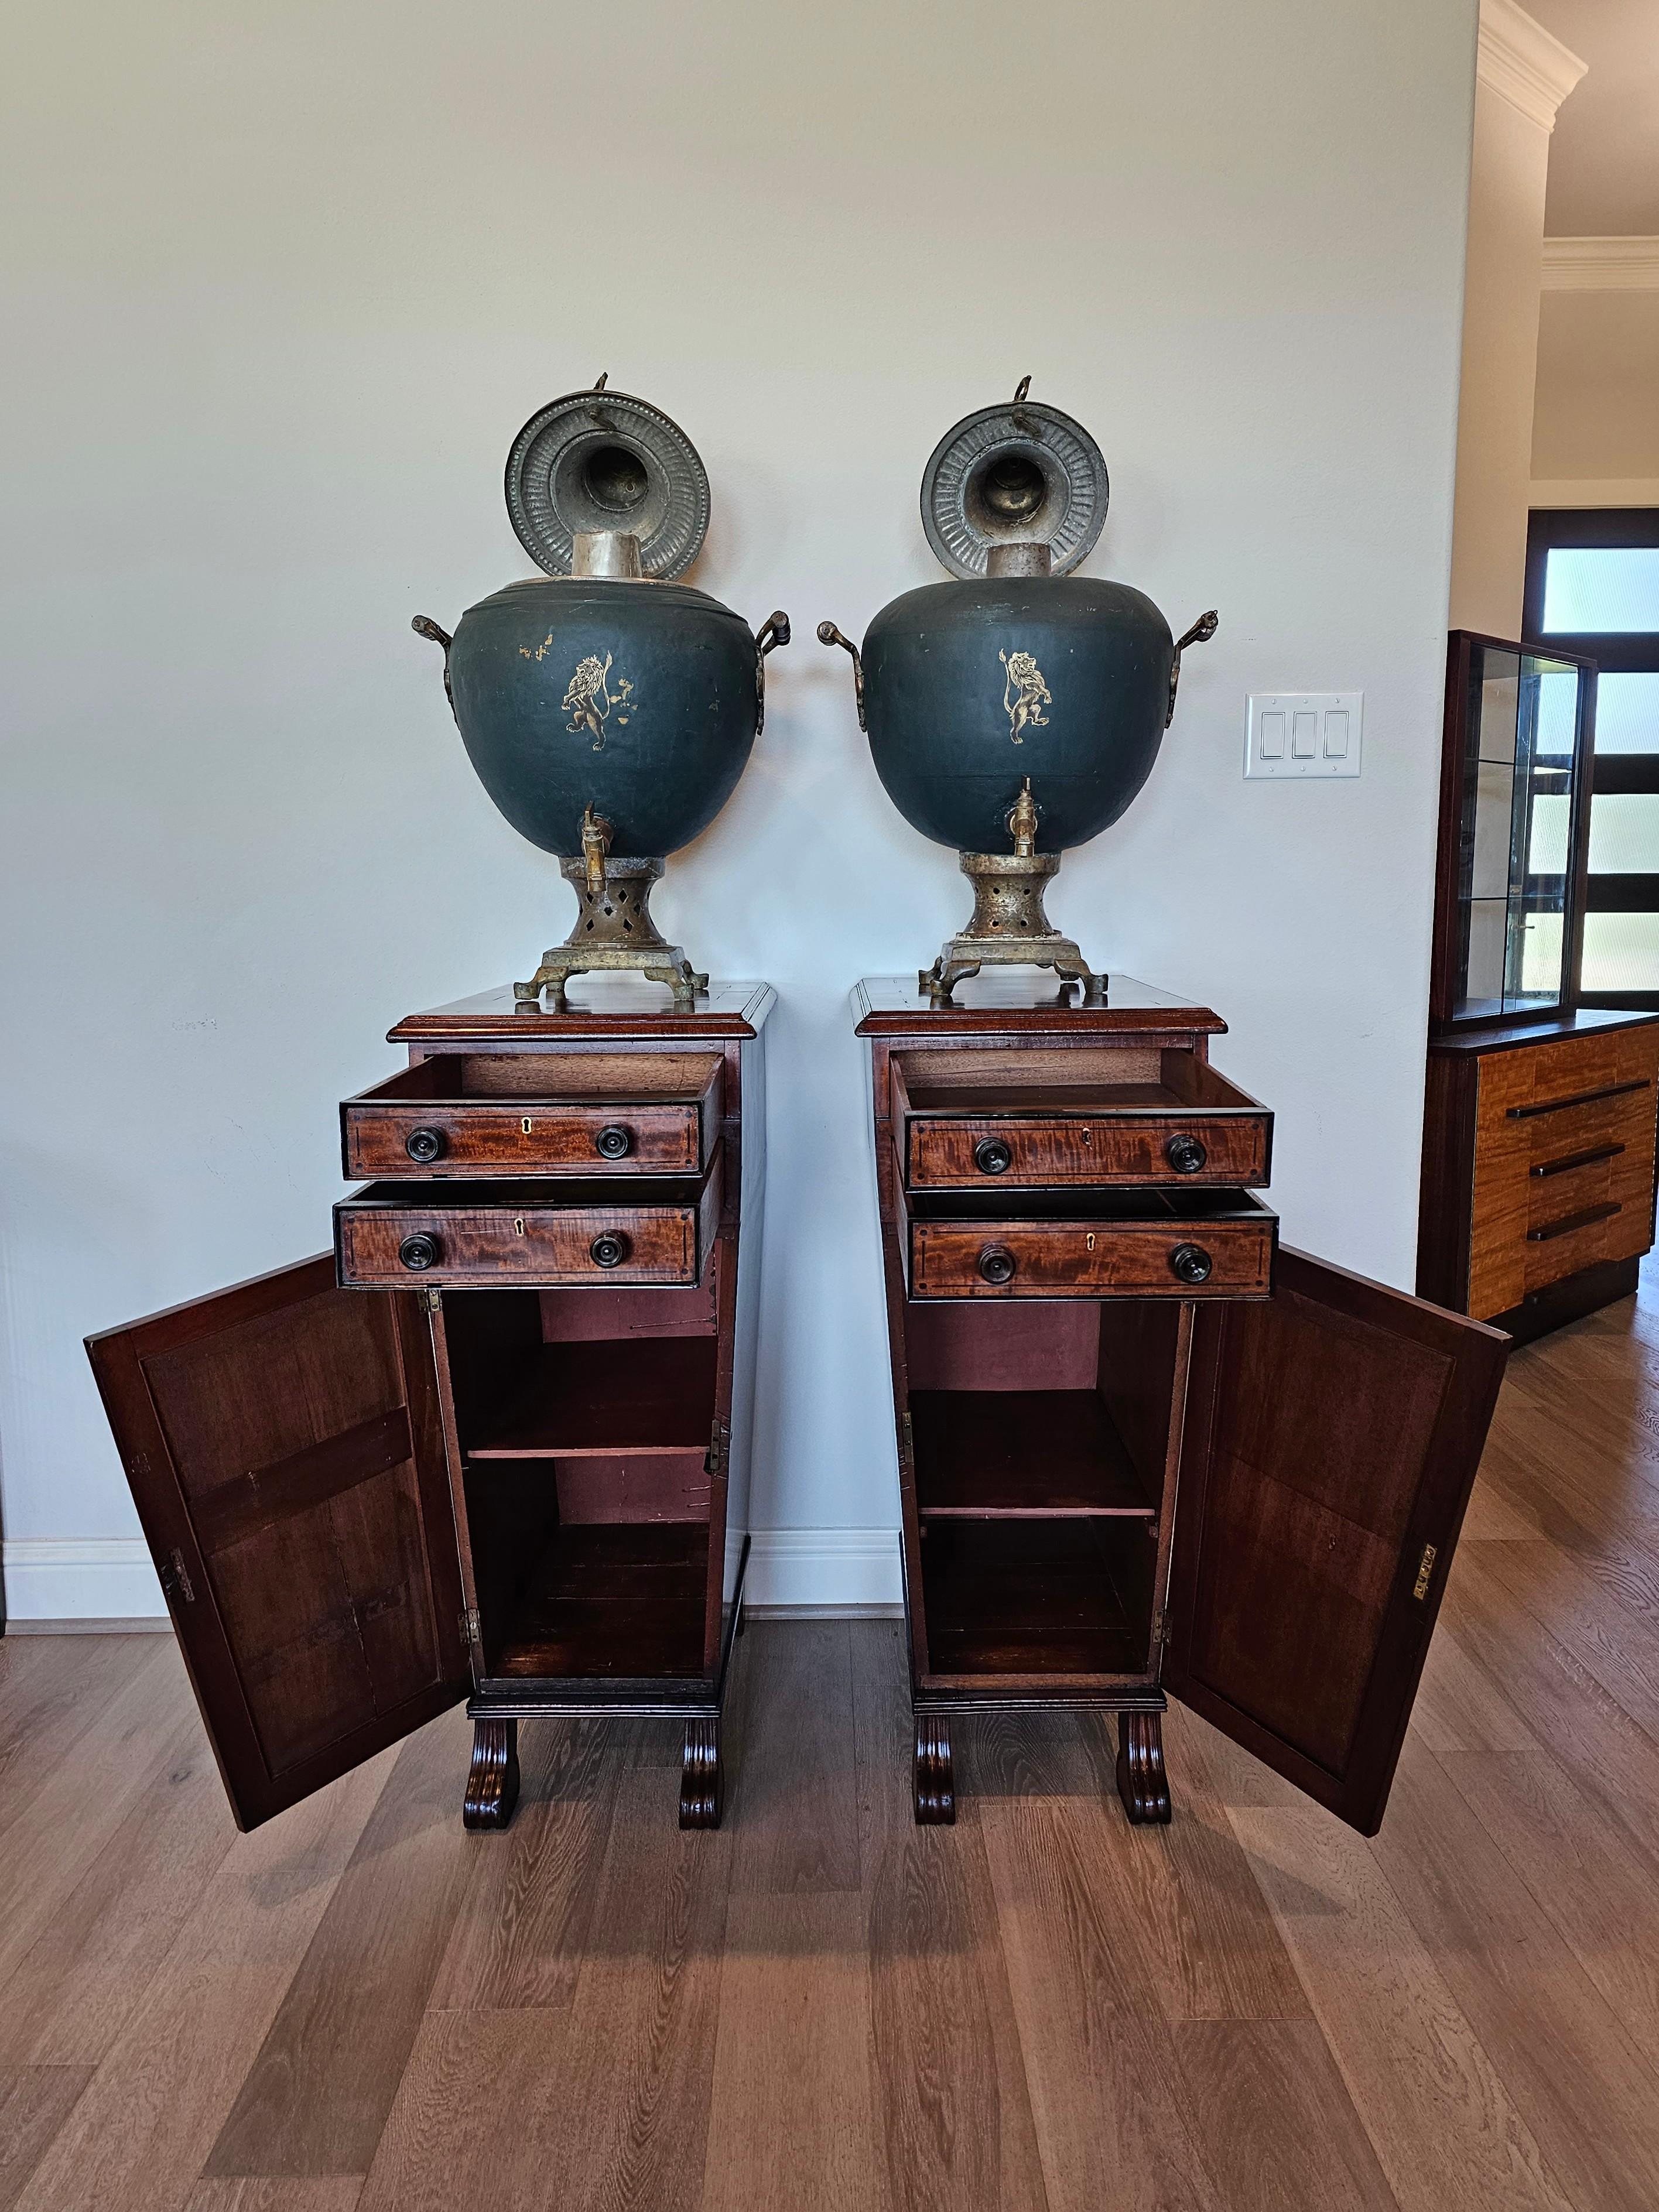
[1533,289,1659,485]
[1450,81,1554,633]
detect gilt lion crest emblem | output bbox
[519,639,637,751]
[999,648,1051,743]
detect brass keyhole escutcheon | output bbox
[522,1117,534,1135]
[1086,1232,1096,1251]
[514,1217,525,1237]
[1082,1128,1092,1143]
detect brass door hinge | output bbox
[423,1286,442,1313]
[1412,1542,1438,1603]
[900,1412,914,1465]
[704,1419,731,1478]
[460,1605,482,1646]
[157,1547,195,1606]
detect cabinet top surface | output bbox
[851,973,1226,1037]
[389,978,775,1044]
[1428,1005,1659,1058]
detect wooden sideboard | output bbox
[87,979,771,1833]
[1419,1009,1659,1341]
[856,973,1508,1834]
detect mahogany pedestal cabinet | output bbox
[854,974,1510,1833]
[87,980,772,1834]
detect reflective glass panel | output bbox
[1582,913,1659,995]
[1588,795,1659,874]
[1542,547,1659,632]
[1592,671,1659,755]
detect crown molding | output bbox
[1541,237,1659,290]
[1477,0,1588,132]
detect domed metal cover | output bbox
[921,391,1109,580]
[504,384,711,580]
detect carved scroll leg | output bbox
[1115,1710,1172,1824]
[913,1713,955,1825]
[463,1717,520,1831]
[680,1716,723,1830]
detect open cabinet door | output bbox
[87,1255,468,1830]
[1163,1247,1507,1836]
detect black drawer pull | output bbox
[1533,1142,1626,1179]
[974,1136,1013,1176]
[398,1232,440,1271]
[1507,1078,1650,1120]
[405,1126,446,1164]
[590,1231,631,1269]
[595,1124,633,1160]
[1165,1132,1208,1175]
[1169,1242,1213,1285]
[1528,1203,1620,1243]
[977,1244,1017,1285]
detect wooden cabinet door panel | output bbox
[86,1255,468,1830]
[1164,1247,1507,1835]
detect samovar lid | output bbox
[920,378,1109,581]
[504,377,711,581]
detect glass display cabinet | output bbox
[1429,630,1597,1031]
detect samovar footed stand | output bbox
[922,848,1105,1006]
[515,854,709,1013]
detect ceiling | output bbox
[1525,0,1659,234]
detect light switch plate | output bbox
[1246,692,1363,778]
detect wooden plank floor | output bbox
[11,1268,1659,2211]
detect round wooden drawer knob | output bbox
[1165,1132,1207,1175]
[1169,1242,1213,1285]
[405,1126,446,1164]
[974,1136,1013,1175]
[398,1232,440,1271]
[590,1231,631,1269]
[978,1244,1017,1285]
[594,1125,634,1160]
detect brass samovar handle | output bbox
[816,621,866,731]
[412,614,458,724]
[1166,610,1219,728]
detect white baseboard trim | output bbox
[743,1527,903,1614]
[4,1539,166,1625]
[4,1528,904,1627]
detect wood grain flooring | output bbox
[12,1265,1659,2208]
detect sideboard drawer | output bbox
[892,1046,1271,1191]
[904,1188,1277,1300]
[341,1052,723,1179]
[336,1158,722,1288]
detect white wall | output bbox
[0,0,1479,1619]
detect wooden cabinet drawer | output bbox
[904,1188,1277,1300]
[341,1052,722,1179]
[892,1046,1270,1191]
[1467,1023,1659,1319]
[335,1157,722,1288]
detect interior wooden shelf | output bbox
[467,1338,717,1460]
[488,1522,709,1679]
[909,1388,1157,1517]
[919,1519,1150,1679]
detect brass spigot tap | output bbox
[1008,779,1039,859]
[580,803,614,897]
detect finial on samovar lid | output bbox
[504,383,711,581]
[920,376,1109,581]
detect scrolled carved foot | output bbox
[1116,1710,1172,1824]
[680,1716,723,1829]
[463,1717,520,1831]
[913,1713,955,1824]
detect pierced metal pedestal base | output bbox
[514,855,709,1013]
[922,850,1104,1006]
